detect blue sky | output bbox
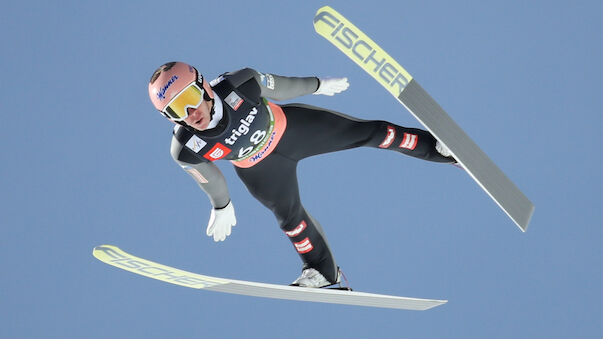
[1,0,601,338]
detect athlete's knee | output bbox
[349,120,390,147]
[275,206,306,231]
[371,121,412,149]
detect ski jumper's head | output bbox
[148,61,214,130]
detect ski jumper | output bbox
[170,68,454,283]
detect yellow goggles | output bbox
[163,82,204,121]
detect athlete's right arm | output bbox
[170,136,231,208]
[170,136,237,242]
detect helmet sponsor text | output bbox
[157,75,179,100]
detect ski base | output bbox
[93,245,446,311]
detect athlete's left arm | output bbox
[252,70,320,101]
[224,68,348,100]
[223,67,319,100]
[255,71,349,99]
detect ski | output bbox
[93,245,446,311]
[313,6,534,232]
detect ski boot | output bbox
[290,267,349,289]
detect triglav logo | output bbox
[314,10,411,95]
[225,107,259,145]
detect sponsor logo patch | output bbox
[203,143,231,161]
[261,73,275,90]
[249,131,275,162]
[224,91,244,110]
[379,125,396,148]
[185,135,207,153]
[285,220,307,237]
[399,133,418,150]
[294,237,314,254]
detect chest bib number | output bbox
[233,102,276,161]
[238,130,268,158]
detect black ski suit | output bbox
[170,68,453,283]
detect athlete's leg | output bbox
[278,103,454,163]
[234,152,339,283]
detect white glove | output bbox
[313,77,349,96]
[206,201,237,242]
[435,140,453,157]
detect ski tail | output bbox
[313,6,534,231]
[93,245,229,289]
